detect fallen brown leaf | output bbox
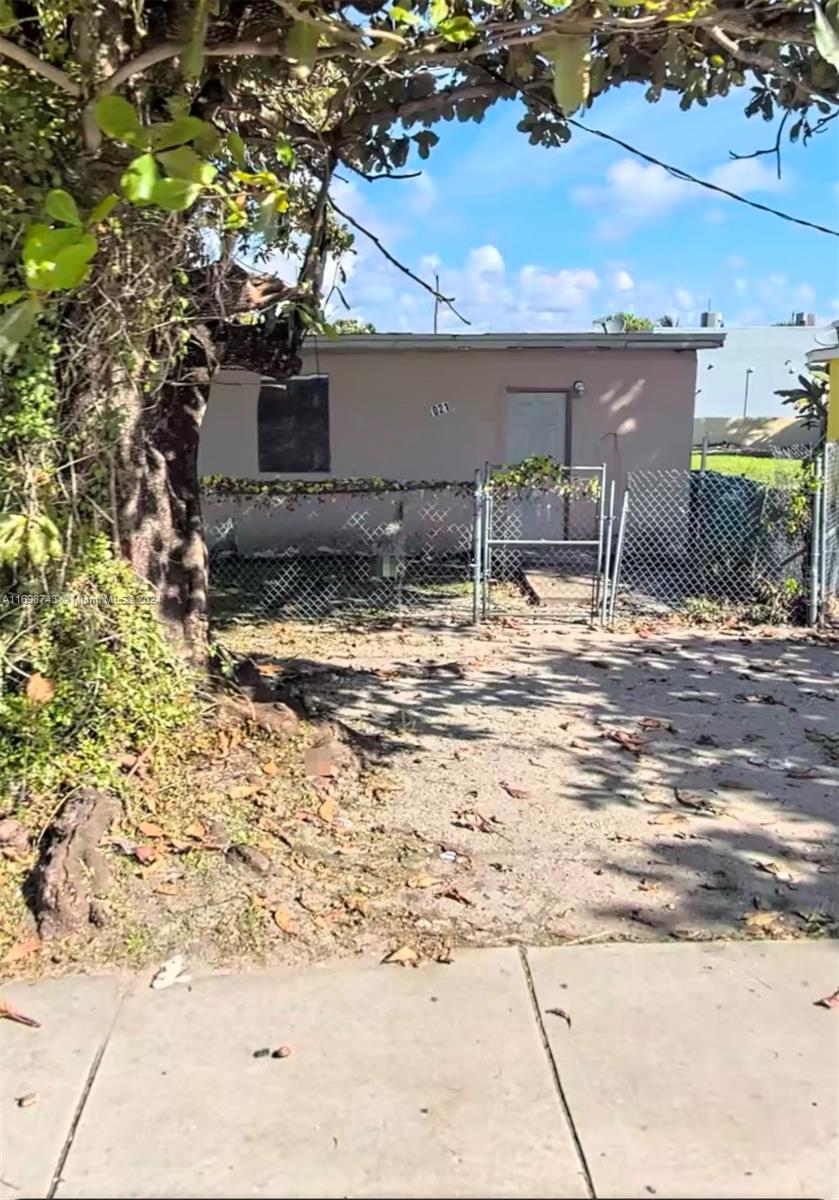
[152,881,179,897]
[25,673,54,705]
[648,812,688,826]
[318,797,338,823]
[183,820,206,841]
[738,692,780,705]
[436,886,473,906]
[546,1007,572,1029]
[743,910,784,931]
[406,873,438,889]
[228,784,256,801]
[136,821,165,839]
[603,728,645,755]
[382,944,419,966]
[2,936,41,966]
[813,988,839,1010]
[639,717,674,733]
[261,760,279,777]
[133,844,158,865]
[754,859,796,884]
[342,894,368,915]
[0,997,41,1028]
[499,781,533,801]
[452,807,505,835]
[272,907,297,935]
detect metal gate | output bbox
[475,463,612,622]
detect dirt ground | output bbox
[220,614,839,945]
[2,615,836,975]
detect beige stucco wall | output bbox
[200,345,698,552]
[693,416,819,448]
[200,346,697,485]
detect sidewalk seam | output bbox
[46,977,129,1199]
[518,945,597,1200]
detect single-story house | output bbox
[200,330,724,553]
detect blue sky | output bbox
[328,82,839,334]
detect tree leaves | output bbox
[94,95,144,145]
[227,130,247,169]
[22,225,97,292]
[285,21,320,70]
[543,35,592,114]
[44,189,81,226]
[150,115,211,151]
[0,296,42,361]
[88,194,119,226]
[120,153,159,204]
[438,15,475,43]
[813,1,839,68]
[156,146,216,186]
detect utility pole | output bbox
[742,367,754,419]
[433,272,440,334]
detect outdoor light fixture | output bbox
[573,380,585,395]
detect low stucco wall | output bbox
[693,416,819,448]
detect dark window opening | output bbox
[257,375,330,473]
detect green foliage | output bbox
[543,35,591,114]
[43,189,80,226]
[23,224,97,291]
[332,317,376,333]
[776,370,828,432]
[0,295,42,360]
[201,474,475,500]
[0,512,62,569]
[598,311,655,331]
[489,456,601,498]
[0,538,195,797]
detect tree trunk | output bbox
[114,361,212,668]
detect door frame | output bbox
[503,386,573,466]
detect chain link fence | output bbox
[480,465,606,622]
[615,467,813,620]
[205,453,838,629]
[205,484,476,624]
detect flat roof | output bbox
[309,331,726,353]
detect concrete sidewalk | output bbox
[2,941,837,1199]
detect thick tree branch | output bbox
[0,35,80,96]
[707,26,833,105]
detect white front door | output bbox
[505,391,567,464]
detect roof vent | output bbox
[700,311,723,328]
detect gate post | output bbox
[472,468,483,624]
[809,454,823,627]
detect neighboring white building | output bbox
[691,321,833,418]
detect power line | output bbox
[479,65,839,238]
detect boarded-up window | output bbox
[257,375,330,472]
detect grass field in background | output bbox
[690,452,803,485]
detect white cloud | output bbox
[572,159,688,239]
[572,151,786,241]
[702,208,726,225]
[793,282,816,305]
[674,288,694,310]
[707,158,783,194]
[733,278,747,295]
[724,253,748,270]
[613,269,635,292]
